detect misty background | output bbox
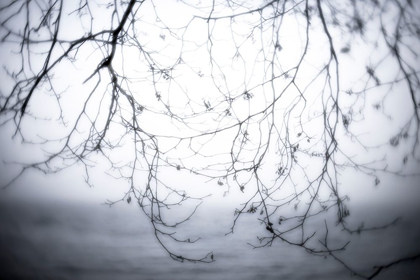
[1,0,420,279]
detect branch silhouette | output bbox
[1,0,419,273]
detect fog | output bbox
[1,0,420,279]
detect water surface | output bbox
[0,197,419,280]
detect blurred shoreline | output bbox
[1,193,420,280]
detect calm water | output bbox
[0,198,419,280]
